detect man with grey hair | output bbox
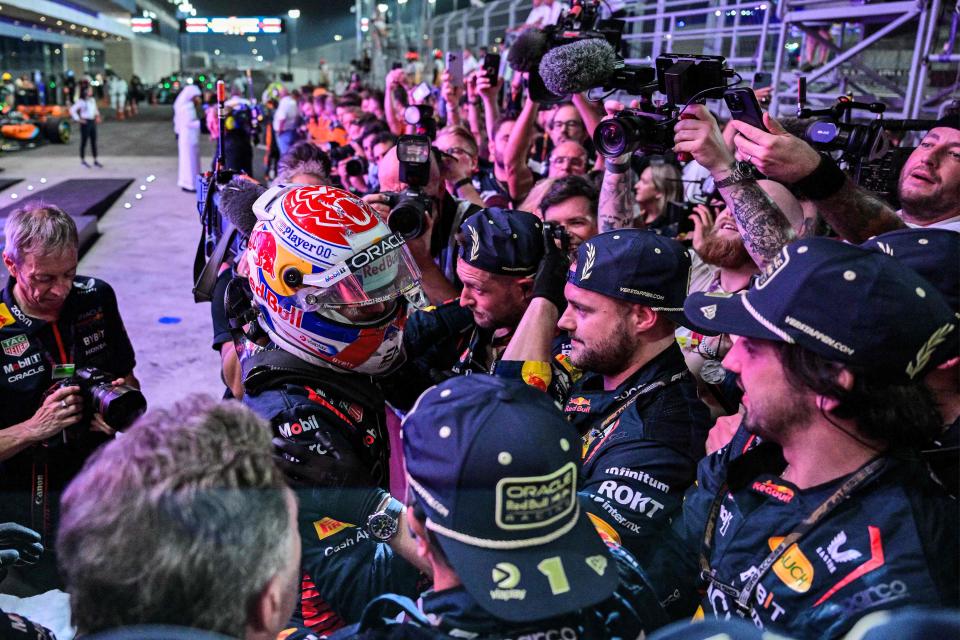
[273,141,333,186]
[57,397,302,639]
[0,203,137,593]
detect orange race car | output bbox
[0,104,70,149]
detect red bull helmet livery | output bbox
[248,184,425,375]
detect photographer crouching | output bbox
[0,204,141,594]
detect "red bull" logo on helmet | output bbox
[249,228,278,275]
[252,280,304,328]
[751,480,795,503]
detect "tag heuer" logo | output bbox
[1,334,29,358]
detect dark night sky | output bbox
[189,0,357,50]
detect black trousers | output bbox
[79,120,97,160]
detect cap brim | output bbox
[432,507,619,623]
[663,309,711,333]
[683,291,786,343]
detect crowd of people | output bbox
[0,33,959,640]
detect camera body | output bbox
[796,94,953,207]
[329,144,367,177]
[382,189,433,240]
[595,109,675,157]
[46,367,147,445]
[542,220,571,253]
[593,54,731,158]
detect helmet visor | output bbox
[298,232,422,310]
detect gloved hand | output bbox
[0,523,42,568]
[532,229,571,313]
[273,433,388,528]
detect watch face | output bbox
[368,513,399,541]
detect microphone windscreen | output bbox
[508,28,549,72]
[540,38,618,96]
[219,177,265,236]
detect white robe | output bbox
[173,86,201,190]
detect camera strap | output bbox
[698,455,886,615]
[30,448,51,544]
[193,223,237,303]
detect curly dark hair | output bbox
[776,343,942,450]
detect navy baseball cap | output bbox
[683,238,958,381]
[648,619,786,640]
[568,230,692,326]
[458,208,544,277]
[860,228,959,311]
[402,375,618,623]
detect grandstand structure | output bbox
[422,0,959,119]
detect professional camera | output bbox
[382,135,434,239]
[47,367,147,435]
[404,105,437,140]
[509,0,643,102]
[330,144,367,177]
[594,55,732,158]
[595,110,675,156]
[542,220,571,253]
[384,190,433,240]
[797,89,947,206]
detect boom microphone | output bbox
[508,28,549,72]
[540,38,656,96]
[219,177,265,236]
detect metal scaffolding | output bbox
[422,0,959,119]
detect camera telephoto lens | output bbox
[594,113,650,157]
[91,382,147,431]
[388,200,427,240]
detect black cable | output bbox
[817,396,885,454]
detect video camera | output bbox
[509,0,645,102]
[595,55,734,157]
[382,135,434,240]
[193,80,250,303]
[797,82,948,205]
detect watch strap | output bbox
[791,152,847,200]
[714,162,759,189]
[604,160,631,175]
[366,496,404,541]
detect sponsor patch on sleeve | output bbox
[312,517,354,540]
[0,304,15,329]
[521,360,551,391]
[586,511,622,546]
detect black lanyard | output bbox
[699,456,887,614]
[582,370,687,464]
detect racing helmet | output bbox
[247,184,425,375]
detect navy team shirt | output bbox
[0,275,135,539]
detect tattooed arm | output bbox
[674,105,795,268]
[725,118,906,243]
[809,177,905,243]
[598,160,636,232]
[716,177,795,270]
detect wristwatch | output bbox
[714,160,761,189]
[366,496,404,542]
